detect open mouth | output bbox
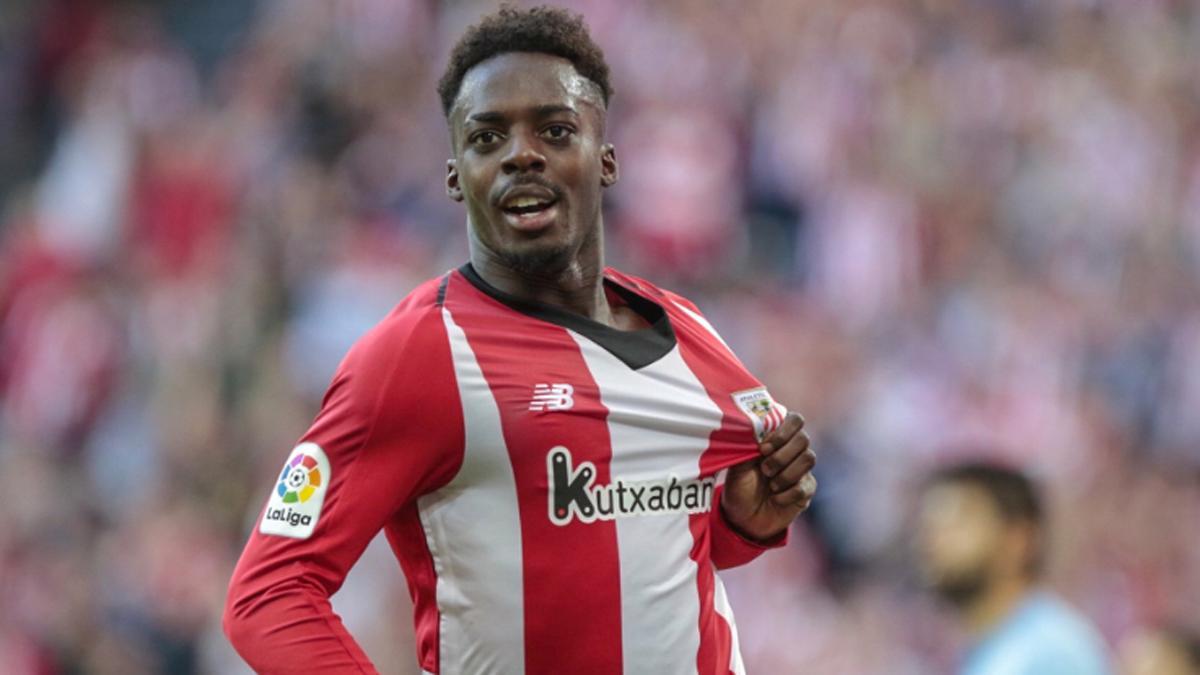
[498,191,560,232]
[501,195,558,216]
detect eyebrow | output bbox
[466,111,507,124]
[466,104,579,124]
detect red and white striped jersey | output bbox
[225,264,791,675]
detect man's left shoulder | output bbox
[605,267,699,313]
[1021,594,1112,674]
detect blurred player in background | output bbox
[1119,626,1200,675]
[224,5,816,674]
[916,463,1111,675]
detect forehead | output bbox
[453,52,600,121]
[920,483,998,525]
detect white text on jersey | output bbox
[547,447,716,526]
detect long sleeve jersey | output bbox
[224,264,792,675]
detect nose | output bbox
[501,132,546,174]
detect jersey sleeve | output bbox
[709,484,790,569]
[223,303,463,674]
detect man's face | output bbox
[915,483,1008,606]
[446,52,617,275]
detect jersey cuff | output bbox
[709,484,789,569]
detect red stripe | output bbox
[378,288,467,675]
[766,407,783,435]
[665,301,767,674]
[445,273,623,675]
[387,505,442,673]
[688,512,729,673]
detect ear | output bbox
[600,143,619,188]
[1002,523,1037,579]
[446,159,463,202]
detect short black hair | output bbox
[926,462,1044,525]
[926,461,1046,573]
[437,5,613,117]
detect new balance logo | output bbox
[530,383,574,411]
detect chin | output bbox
[498,241,575,276]
[929,573,988,608]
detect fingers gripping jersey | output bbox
[224,265,790,675]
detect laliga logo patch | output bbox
[277,452,323,503]
[259,442,331,540]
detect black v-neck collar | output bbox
[458,263,676,370]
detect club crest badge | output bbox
[732,387,787,441]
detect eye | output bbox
[470,130,502,147]
[542,124,574,141]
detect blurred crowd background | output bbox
[1,0,1199,673]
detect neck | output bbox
[468,223,614,325]
[964,574,1030,636]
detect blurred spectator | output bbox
[1119,626,1200,675]
[915,462,1111,674]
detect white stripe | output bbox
[570,336,725,675]
[713,574,746,675]
[673,301,733,353]
[416,307,525,674]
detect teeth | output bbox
[508,196,546,209]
